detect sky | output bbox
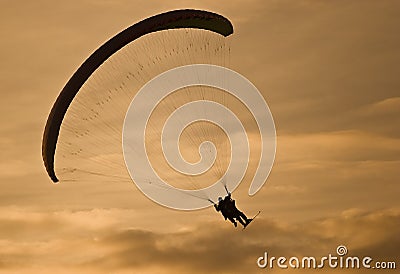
[0,0,399,273]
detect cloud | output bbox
[98,209,399,274]
[231,1,400,138]
[0,206,398,273]
[360,97,400,116]
[280,130,399,163]
[350,97,400,137]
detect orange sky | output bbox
[0,1,399,273]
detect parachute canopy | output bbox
[42,9,233,182]
[41,9,275,210]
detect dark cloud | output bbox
[0,206,398,273]
[79,209,400,273]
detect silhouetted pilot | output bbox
[214,193,252,228]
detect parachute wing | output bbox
[42,9,233,182]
